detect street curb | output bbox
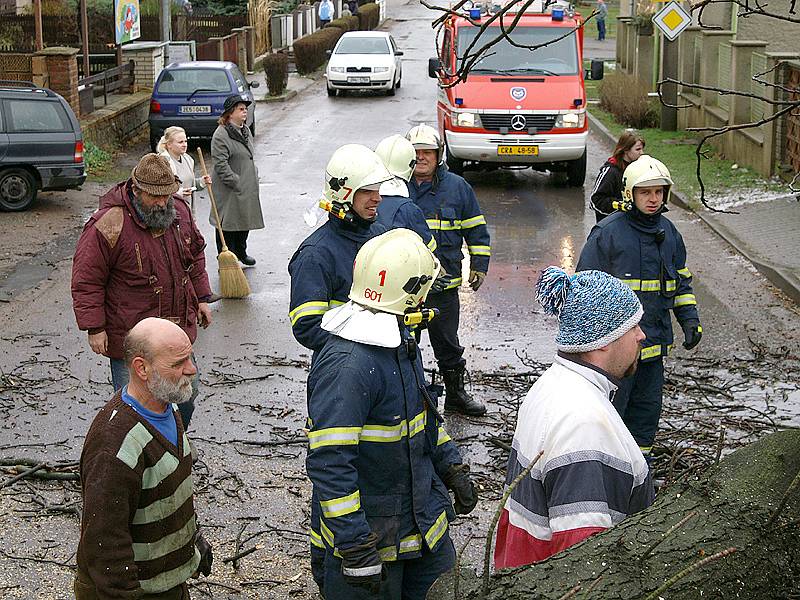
[587,110,800,305]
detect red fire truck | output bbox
[429,0,603,185]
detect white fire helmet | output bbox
[349,228,442,315]
[622,154,673,208]
[324,144,393,206]
[405,124,444,164]
[375,135,417,183]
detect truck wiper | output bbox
[186,88,216,101]
[467,68,500,74]
[498,68,558,76]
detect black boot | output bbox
[442,365,486,416]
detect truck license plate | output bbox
[347,76,370,84]
[497,145,539,156]
[179,105,211,114]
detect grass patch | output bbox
[589,106,782,206]
[85,141,113,174]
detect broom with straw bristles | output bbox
[197,148,251,299]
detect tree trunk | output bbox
[430,429,800,599]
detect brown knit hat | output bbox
[131,153,180,196]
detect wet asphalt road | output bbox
[1,0,799,597]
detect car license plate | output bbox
[347,76,370,84]
[179,105,211,114]
[497,145,539,156]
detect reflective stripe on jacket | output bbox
[408,165,490,286]
[576,211,699,360]
[288,216,386,353]
[375,195,437,253]
[306,329,462,560]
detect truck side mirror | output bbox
[590,59,604,81]
[428,57,442,79]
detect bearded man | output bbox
[72,154,213,429]
[74,318,213,599]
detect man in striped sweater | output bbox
[75,317,212,599]
[494,268,655,569]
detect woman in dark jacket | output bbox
[210,95,264,266]
[589,130,645,222]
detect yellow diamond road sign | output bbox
[652,1,692,41]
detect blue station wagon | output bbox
[148,61,259,151]
[0,81,86,211]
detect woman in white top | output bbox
[157,126,212,213]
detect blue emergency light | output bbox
[552,6,564,20]
[469,7,481,19]
[455,97,464,106]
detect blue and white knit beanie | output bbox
[536,266,643,352]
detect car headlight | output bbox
[455,112,480,128]
[373,66,390,73]
[329,67,345,73]
[555,112,585,128]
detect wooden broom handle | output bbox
[196,148,227,249]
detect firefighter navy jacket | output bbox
[408,165,491,289]
[288,216,386,354]
[375,195,437,254]
[577,210,699,361]
[306,327,462,560]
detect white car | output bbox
[326,31,403,96]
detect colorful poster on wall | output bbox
[114,0,141,45]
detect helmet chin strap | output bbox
[318,198,374,228]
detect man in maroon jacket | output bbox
[72,153,213,428]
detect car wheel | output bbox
[396,75,401,89]
[566,150,587,187]
[387,77,396,96]
[149,131,160,153]
[0,168,37,212]
[327,85,337,97]
[249,119,256,137]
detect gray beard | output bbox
[133,196,177,230]
[150,369,194,405]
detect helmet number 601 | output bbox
[364,288,383,302]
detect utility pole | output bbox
[161,0,172,42]
[80,0,90,78]
[33,0,43,51]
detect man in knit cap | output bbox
[72,153,213,430]
[493,267,655,569]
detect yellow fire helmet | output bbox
[375,135,417,183]
[405,124,444,164]
[621,154,674,209]
[349,228,442,315]
[323,144,393,207]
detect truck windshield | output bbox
[457,26,578,75]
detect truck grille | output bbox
[480,114,557,132]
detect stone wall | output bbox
[735,0,798,53]
[79,91,151,147]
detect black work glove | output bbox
[442,464,478,515]
[430,273,452,294]
[339,532,383,594]
[195,532,213,577]
[468,270,486,291]
[680,320,703,350]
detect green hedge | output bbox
[293,26,345,75]
[263,51,289,96]
[358,2,379,30]
[329,15,360,31]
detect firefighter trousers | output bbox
[419,289,465,370]
[322,536,455,600]
[612,357,664,452]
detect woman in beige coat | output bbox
[157,126,212,214]
[210,95,264,266]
